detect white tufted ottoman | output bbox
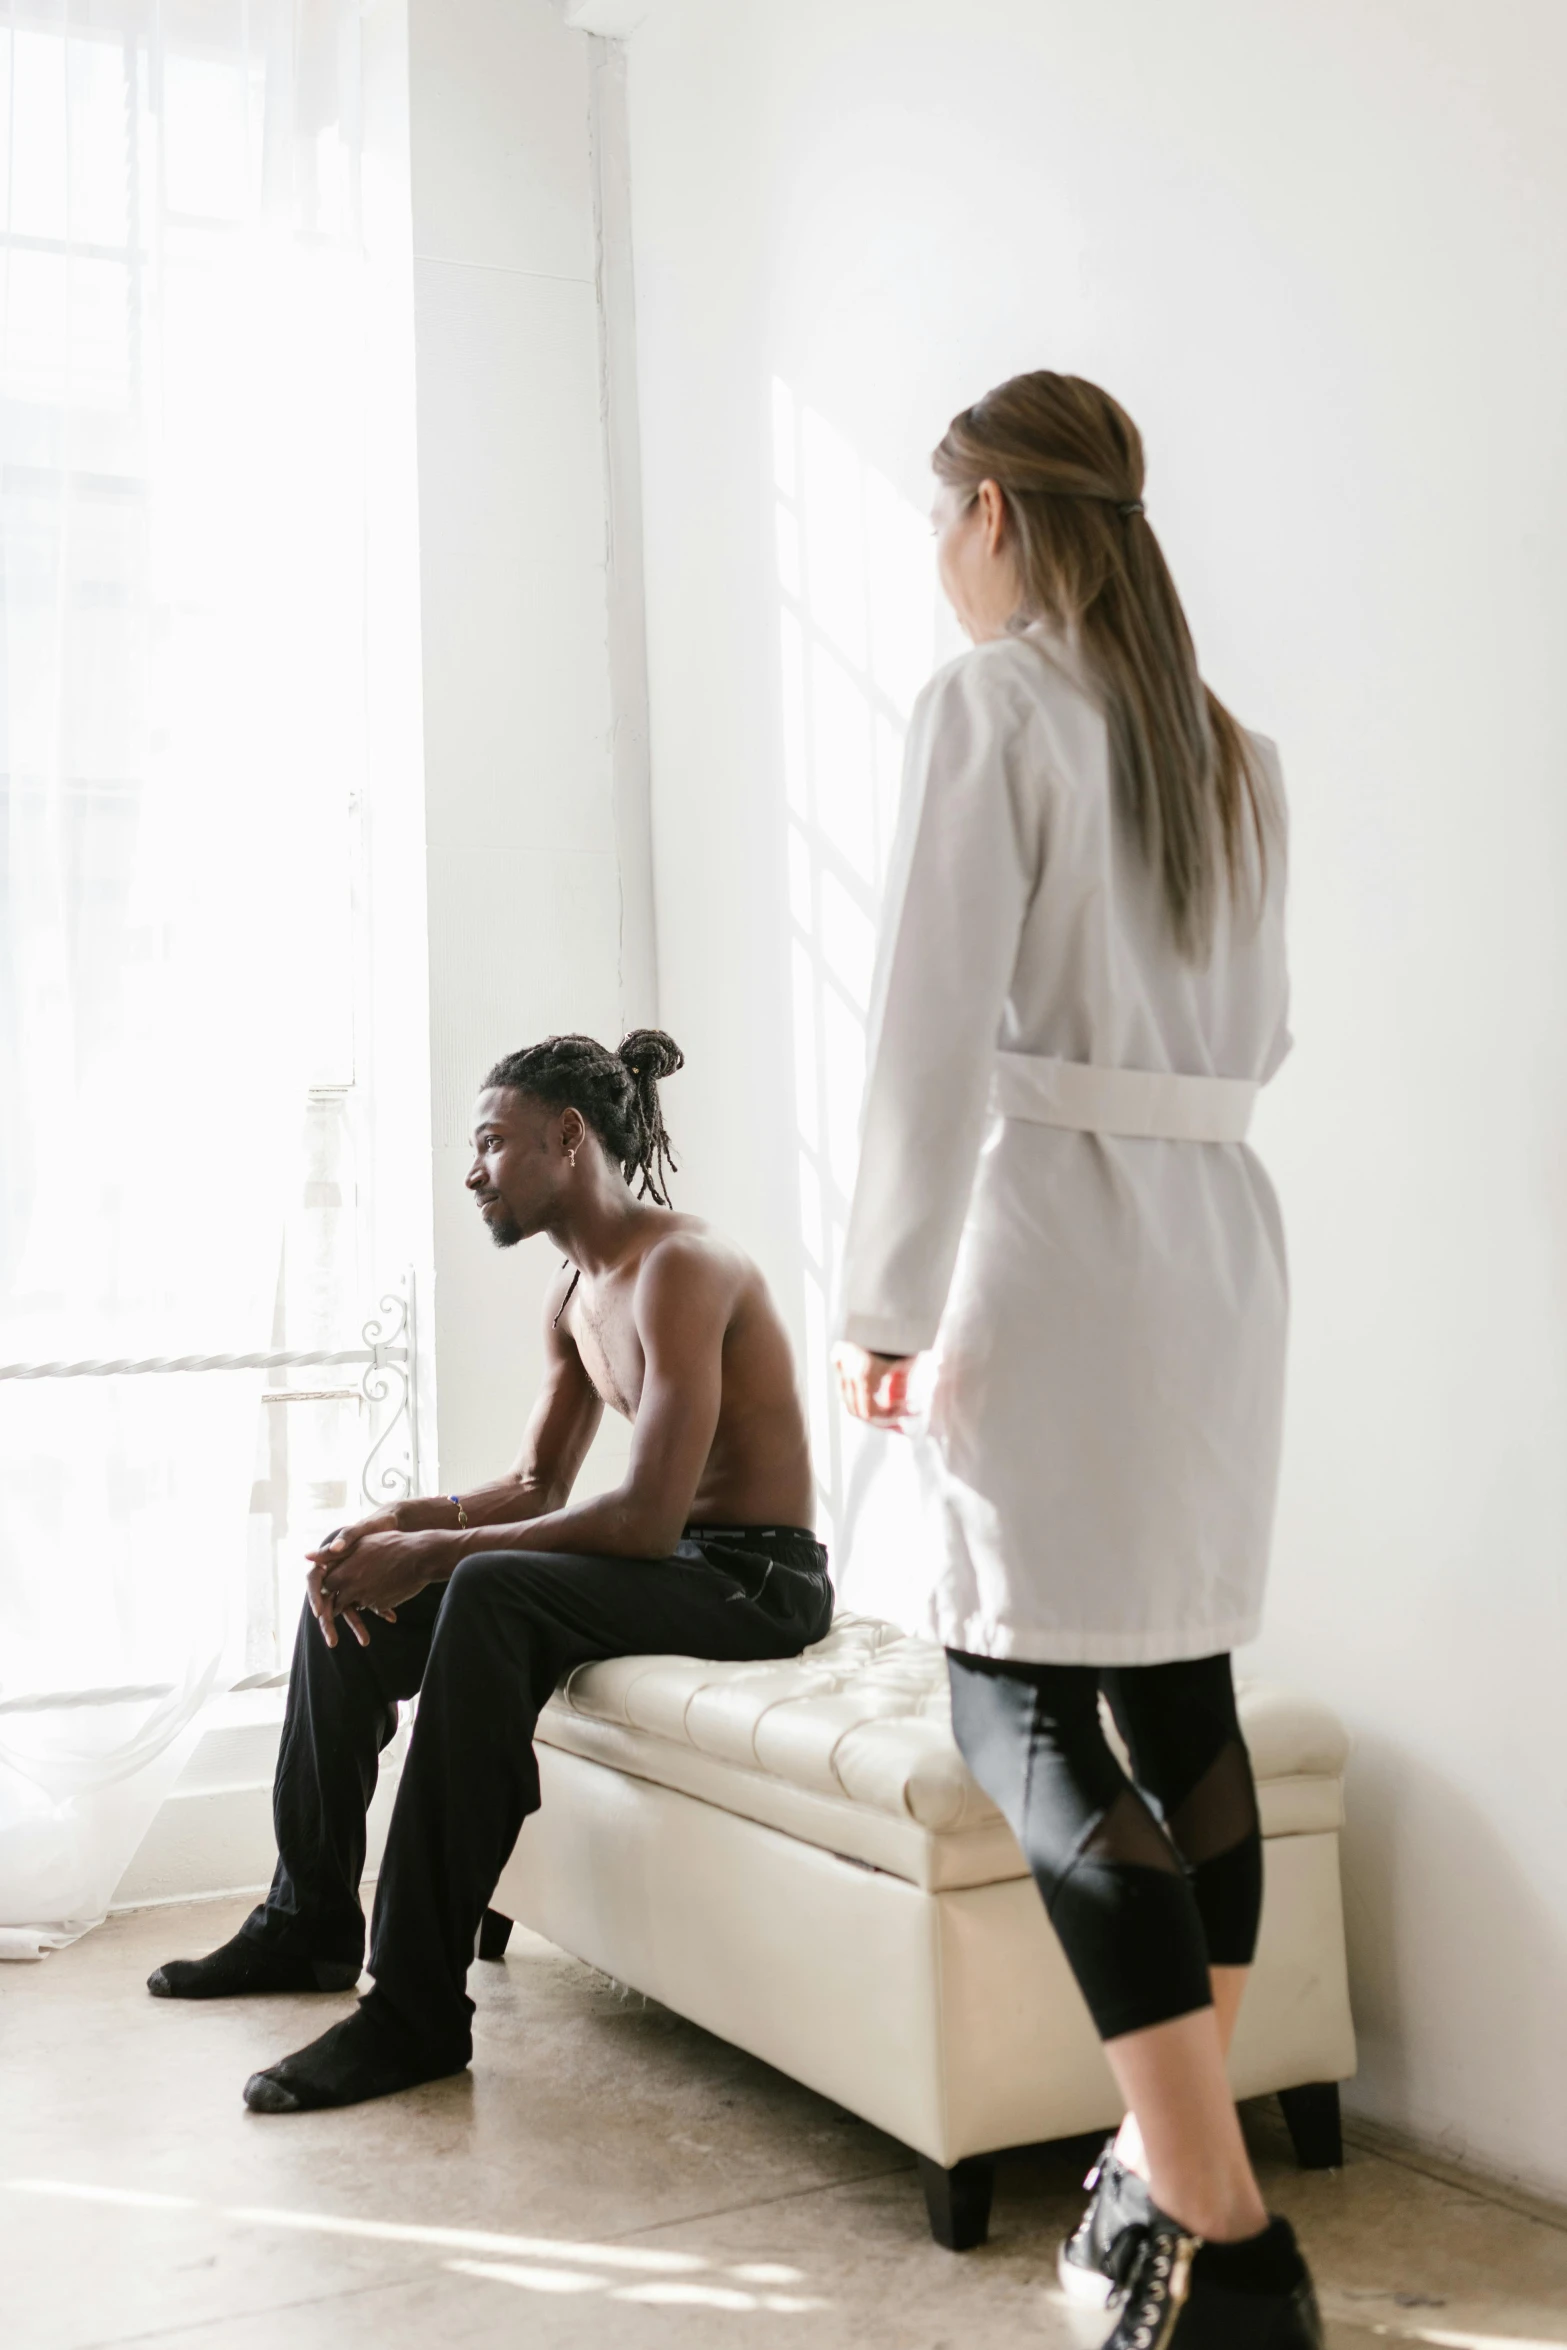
[486,1612,1356,2247]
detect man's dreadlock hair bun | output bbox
[484,1028,684,1207]
[616,1029,684,1205]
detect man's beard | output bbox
[487,1209,524,1249]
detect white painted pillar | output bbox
[407,0,649,1489]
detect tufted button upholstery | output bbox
[536,1612,1349,1893]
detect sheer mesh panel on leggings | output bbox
[1079,1786,1184,1875]
[1059,1784,1213,2036]
[1165,1738,1259,1869]
[1164,1735,1263,1968]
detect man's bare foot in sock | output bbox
[148,1929,362,2000]
[243,1999,470,2112]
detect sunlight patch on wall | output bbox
[770,380,950,1544]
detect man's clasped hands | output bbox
[304,1503,464,1649]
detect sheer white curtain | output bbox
[0,0,373,1954]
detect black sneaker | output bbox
[1100,2215,1322,2350]
[1058,2137,1154,2309]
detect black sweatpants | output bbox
[241,1527,833,2051]
[947,1650,1262,2043]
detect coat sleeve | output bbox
[837,651,1045,1357]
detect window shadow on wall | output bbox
[769,380,957,1578]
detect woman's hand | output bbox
[833,1342,921,1430]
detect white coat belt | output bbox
[990,1051,1258,1142]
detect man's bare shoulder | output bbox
[633,1216,791,1378]
[635,1213,754,1295]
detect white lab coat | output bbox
[838,625,1290,1665]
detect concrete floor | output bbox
[4,1899,1566,2350]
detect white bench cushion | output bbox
[537,1612,1348,1895]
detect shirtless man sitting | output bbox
[148,1029,829,2112]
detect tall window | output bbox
[0,0,390,1947]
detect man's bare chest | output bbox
[567,1283,644,1421]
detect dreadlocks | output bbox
[483,1029,685,1207]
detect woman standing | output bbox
[835,373,1318,2349]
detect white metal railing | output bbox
[0,1273,421,1513]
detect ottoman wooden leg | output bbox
[916,2153,996,2250]
[1278,2082,1342,2169]
[477,1907,514,1962]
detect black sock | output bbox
[1192,2217,1307,2294]
[243,1999,470,2113]
[147,1930,362,2000]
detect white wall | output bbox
[620,0,1567,2195]
[409,0,647,1494]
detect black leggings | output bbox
[947,1650,1262,2043]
